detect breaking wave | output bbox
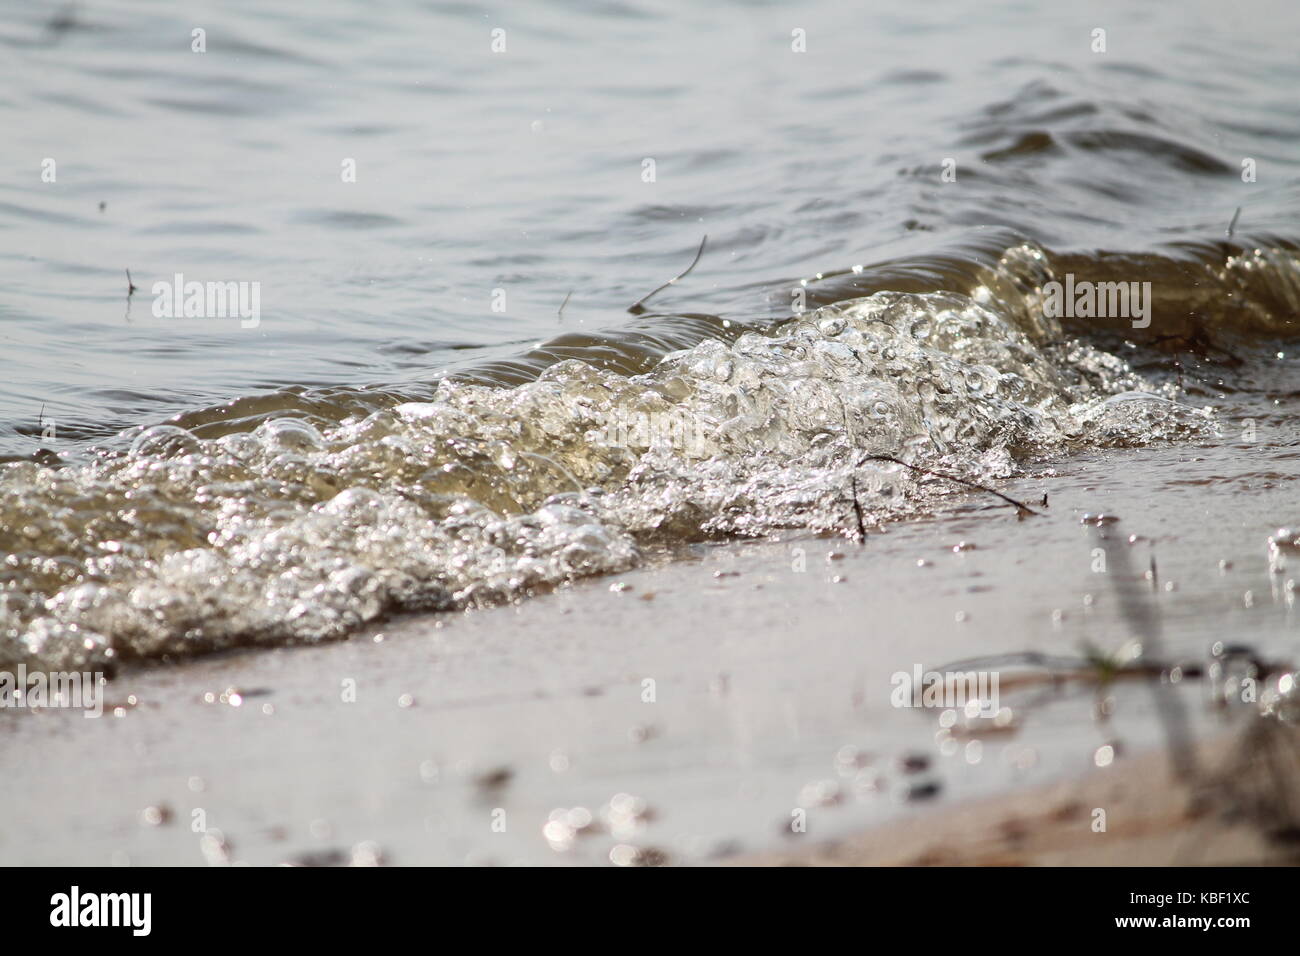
[2,238,1248,673]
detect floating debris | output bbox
[609,843,670,867]
[1080,513,1121,526]
[199,830,232,867]
[1260,672,1300,724]
[351,841,385,866]
[473,767,514,791]
[1227,205,1242,238]
[1208,641,1267,707]
[282,848,348,867]
[897,753,930,774]
[601,793,651,839]
[1269,528,1300,552]
[627,234,707,315]
[1269,528,1300,574]
[544,807,597,852]
[798,780,844,807]
[1094,742,1119,767]
[940,705,1019,737]
[139,805,171,827]
[905,780,941,801]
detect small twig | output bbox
[839,398,867,542]
[558,289,572,319]
[849,475,867,543]
[627,234,707,314]
[1227,206,1241,239]
[937,648,1196,699]
[125,269,138,296]
[856,453,1039,517]
[941,650,1120,674]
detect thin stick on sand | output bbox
[856,453,1040,517]
[849,474,868,542]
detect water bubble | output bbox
[129,424,201,459]
[257,418,325,452]
[321,487,384,515]
[818,316,847,337]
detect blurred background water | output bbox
[2,0,1298,455]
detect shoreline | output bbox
[4,420,1299,865]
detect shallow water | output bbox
[5,0,1298,441]
[5,412,1299,865]
[2,0,1299,669]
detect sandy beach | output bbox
[4,394,1298,866]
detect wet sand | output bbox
[741,730,1300,866]
[3,387,1297,867]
